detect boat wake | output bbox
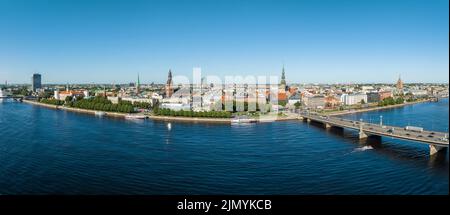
[353,145,373,152]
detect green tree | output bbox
[65,96,73,103]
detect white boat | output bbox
[125,114,147,120]
[231,117,257,124]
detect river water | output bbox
[0,99,448,194]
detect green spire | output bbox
[137,73,141,94]
[137,73,140,86]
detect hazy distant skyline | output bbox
[1,0,448,84]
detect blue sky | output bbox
[0,0,448,84]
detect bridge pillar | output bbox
[307,118,311,123]
[325,123,332,129]
[429,145,446,156]
[359,130,368,139]
[359,123,367,139]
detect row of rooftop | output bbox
[1,70,448,113]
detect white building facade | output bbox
[340,93,368,105]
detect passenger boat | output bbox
[95,111,106,116]
[231,117,257,124]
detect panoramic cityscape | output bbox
[0,0,448,203]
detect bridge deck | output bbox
[0,96,23,99]
[301,114,449,147]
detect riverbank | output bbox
[23,99,301,124]
[23,98,433,123]
[324,99,432,116]
[23,99,128,118]
[147,115,231,123]
[5,94,449,195]
[23,99,233,123]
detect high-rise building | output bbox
[165,69,174,98]
[31,73,41,92]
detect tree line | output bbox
[39,98,65,106]
[66,96,136,113]
[154,108,232,118]
[378,97,404,106]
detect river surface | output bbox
[0,99,448,194]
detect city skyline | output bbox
[0,0,449,84]
[2,70,448,86]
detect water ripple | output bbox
[0,99,448,194]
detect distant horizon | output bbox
[2,79,449,86]
[2,70,450,86]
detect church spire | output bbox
[165,69,174,98]
[167,69,173,85]
[136,73,141,94]
[280,65,286,86]
[396,74,403,90]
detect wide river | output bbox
[0,99,448,194]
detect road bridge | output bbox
[299,113,449,155]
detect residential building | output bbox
[54,90,86,101]
[379,91,392,101]
[366,92,380,103]
[324,95,340,108]
[303,95,325,109]
[288,94,301,106]
[340,93,367,105]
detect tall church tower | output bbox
[280,65,287,91]
[396,74,403,90]
[165,69,174,98]
[396,74,404,95]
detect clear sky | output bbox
[0,0,448,84]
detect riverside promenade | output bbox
[22,99,298,123]
[325,99,433,116]
[23,99,232,123]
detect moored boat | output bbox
[95,111,106,116]
[231,117,257,124]
[125,114,147,120]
